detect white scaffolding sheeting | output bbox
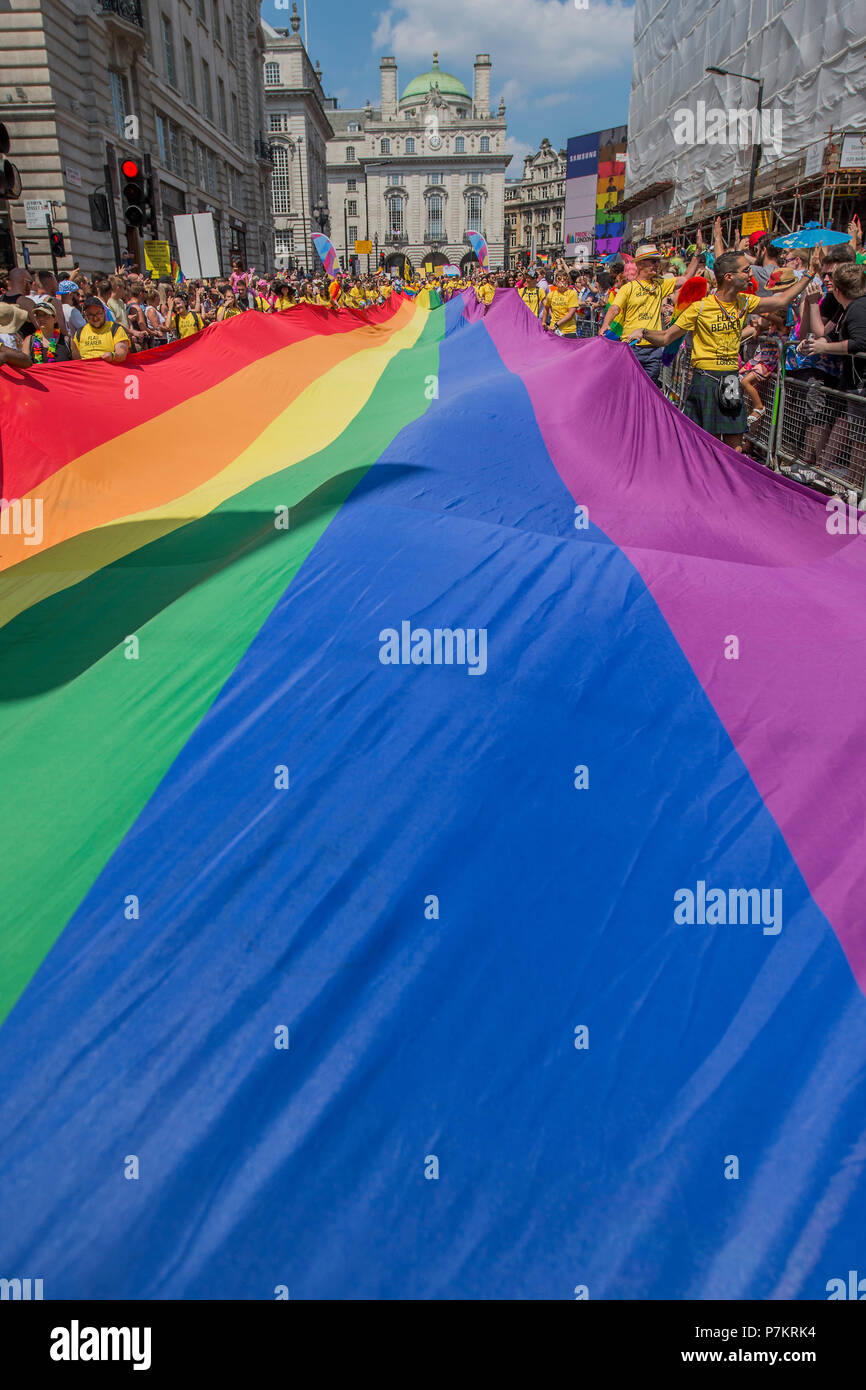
[626,0,866,204]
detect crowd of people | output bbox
[2,216,864,469]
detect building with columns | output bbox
[325,51,509,276]
[503,138,566,269]
[0,0,274,275]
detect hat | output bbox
[767,268,797,288]
[0,302,27,332]
[31,299,58,318]
[57,279,78,295]
[748,230,766,249]
[634,243,662,261]
[524,267,538,277]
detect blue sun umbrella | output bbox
[772,222,852,249]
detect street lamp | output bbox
[706,65,765,212]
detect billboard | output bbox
[563,131,599,260]
[594,125,627,256]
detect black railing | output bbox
[254,138,274,163]
[99,0,144,28]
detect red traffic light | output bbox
[121,158,141,180]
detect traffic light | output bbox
[0,122,22,199]
[49,227,65,259]
[120,156,146,229]
[379,250,385,268]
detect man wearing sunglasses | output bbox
[599,241,700,383]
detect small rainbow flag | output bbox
[170,259,184,285]
[537,252,550,265]
[312,232,338,277]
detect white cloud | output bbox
[504,137,535,177]
[372,0,634,95]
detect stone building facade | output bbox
[0,0,273,274]
[503,139,566,269]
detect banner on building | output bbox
[593,126,627,257]
[563,131,600,259]
[740,210,771,236]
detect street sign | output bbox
[354,239,372,254]
[24,198,51,229]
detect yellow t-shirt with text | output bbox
[675,292,762,370]
[74,320,130,359]
[610,276,677,347]
[476,283,495,305]
[518,286,545,318]
[546,288,580,335]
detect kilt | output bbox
[684,367,748,436]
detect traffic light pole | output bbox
[104,162,122,268]
[44,210,57,278]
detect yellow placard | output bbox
[354,239,372,254]
[740,210,771,236]
[143,239,172,278]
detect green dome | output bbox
[400,53,470,103]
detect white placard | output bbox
[173,212,221,278]
[840,132,866,170]
[803,140,824,178]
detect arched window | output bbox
[345,146,355,161]
[427,193,443,239]
[271,145,291,214]
[405,137,415,153]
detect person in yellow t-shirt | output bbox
[543,272,580,336]
[72,298,131,361]
[168,295,205,338]
[272,283,297,312]
[517,268,545,319]
[600,242,700,382]
[216,290,243,320]
[643,249,809,447]
[476,274,495,314]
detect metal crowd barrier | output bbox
[659,333,866,502]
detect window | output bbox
[387,197,404,236]
[196,0,205,21]
[480,136,490,152]
[183,40,195,102]
[348,121,360,133]
[347,177,356,191]
[161,15,177,88]
[207,150,218,194]
[275,229,294,258]
[212,0,221,41]
[428,171,443,184]
[108,70,129,137]
[195,141,206,189]
[155,112,169,166]
[427,193,443,239]
[201,60,213,120]
[347,199,357,216]
[457,108,466,118]
[467,171,483,185]
[345,145,355,161]
[405,137,415,153]
[454,136,465,153]
[272,145,291,213]
[386,173,402,186]
[229,165,243,207]
[168,121,182,175]
[265,62,280,86]
[230,92,240,144]
[217,78,227,130]
[348,224,358,242]
[269,114,282,132]
[467,192,483,233]
[380,138,390,154]
[225,14,234,58]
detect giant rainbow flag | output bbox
[1,288,866,1300]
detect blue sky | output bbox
[263,0,636,175]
